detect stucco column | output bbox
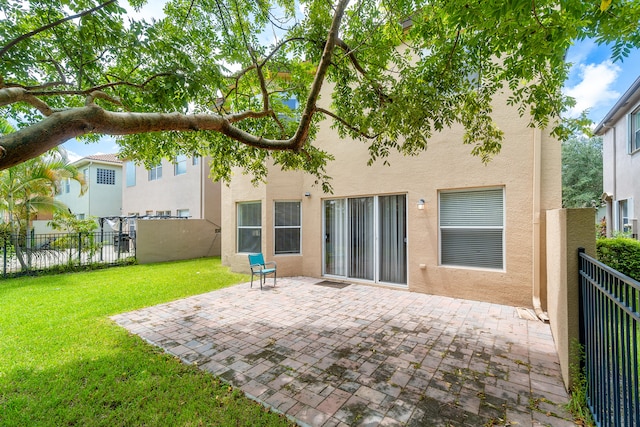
[545,208,596,389]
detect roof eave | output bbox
[594,75,640,135]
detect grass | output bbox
[0,257,294,426]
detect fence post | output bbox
[3,237,6,278]
[577,247,585,373]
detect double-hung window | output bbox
[274,201,301,254]
[630,109,640,153]
[148,163,162,181]
[237,202,261,253]
[174,155,187,175]
[439,188,504,270]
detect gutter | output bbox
[532,128,549,322]
[594,75,640,135]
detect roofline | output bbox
[594,75,640,135]
[72,157,122,167]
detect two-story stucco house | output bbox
[56,153,123,220]
[221,88,561,308]
[121,155,222,254]
[594,75,640,239]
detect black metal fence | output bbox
[1,231,135,277]
[578,248,640,427]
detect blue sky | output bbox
[61,4,640,161]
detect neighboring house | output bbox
[121,155,222,253]
[221,88,561,308]
[594,75,640,239]
[56,153,123,219]
[33,153,123,234]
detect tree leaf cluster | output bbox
[1,0,639,186]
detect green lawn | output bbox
[0,258,294,426]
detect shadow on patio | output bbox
[111,277,576,427]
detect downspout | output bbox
[200,157,204,219]
[87,161,93,217]
[532,128,549,321]
[603,125,615,237]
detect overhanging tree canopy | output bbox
[1,0,638,188]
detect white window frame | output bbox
[630,108,640,154]
[321,194,408,286]
[156,210,171,217]
[174,155,187,175]
[126,162,136,187]
[148,163,162,181]
[177,209,190,217]
[439,187,505,271]
[237,201,262,253]
[96,168,115,185]
[274,200,302,255]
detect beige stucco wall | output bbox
[122,157,222,256]
[222,88,561,307]
[546,208,596,389]
[136,219,221,264]
[122,157,220,219]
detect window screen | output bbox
[274,201,301,254]
[440,188,504,269]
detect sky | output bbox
[61,3,640,162]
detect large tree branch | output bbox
[0,0,117,59]
[292,0,351,150]
[0,87,54,115]
[0,106,300,170]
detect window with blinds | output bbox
[237,202,262,253]
[274,201,301,254]
[439,188,504,270]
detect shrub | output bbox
[596,237,640,281]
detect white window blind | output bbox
[274,201,301,254]
[237,202,261,253]
[440,188,504,270]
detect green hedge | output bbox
[596,237,640,282]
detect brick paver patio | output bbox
[111,277,576,426]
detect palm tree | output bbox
[0,121,87,269]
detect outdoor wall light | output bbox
[304,192,311,197]
[417,199,425,210]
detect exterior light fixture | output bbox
[417,199,425,210]
[304,192,311,197]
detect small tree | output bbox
[0,148,87,269]
[562,135,603,208]
[48,211,101,261]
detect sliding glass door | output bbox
[324,199,346,276]
[348,197,374,280]
[379,195,407,284]
[323,194,407,285]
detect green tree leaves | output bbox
[1,0,639,186]
[562,135,603,208]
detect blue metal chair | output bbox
[248,253,277,289]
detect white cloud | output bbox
[563,60,621,118]
[64,149,82,163]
